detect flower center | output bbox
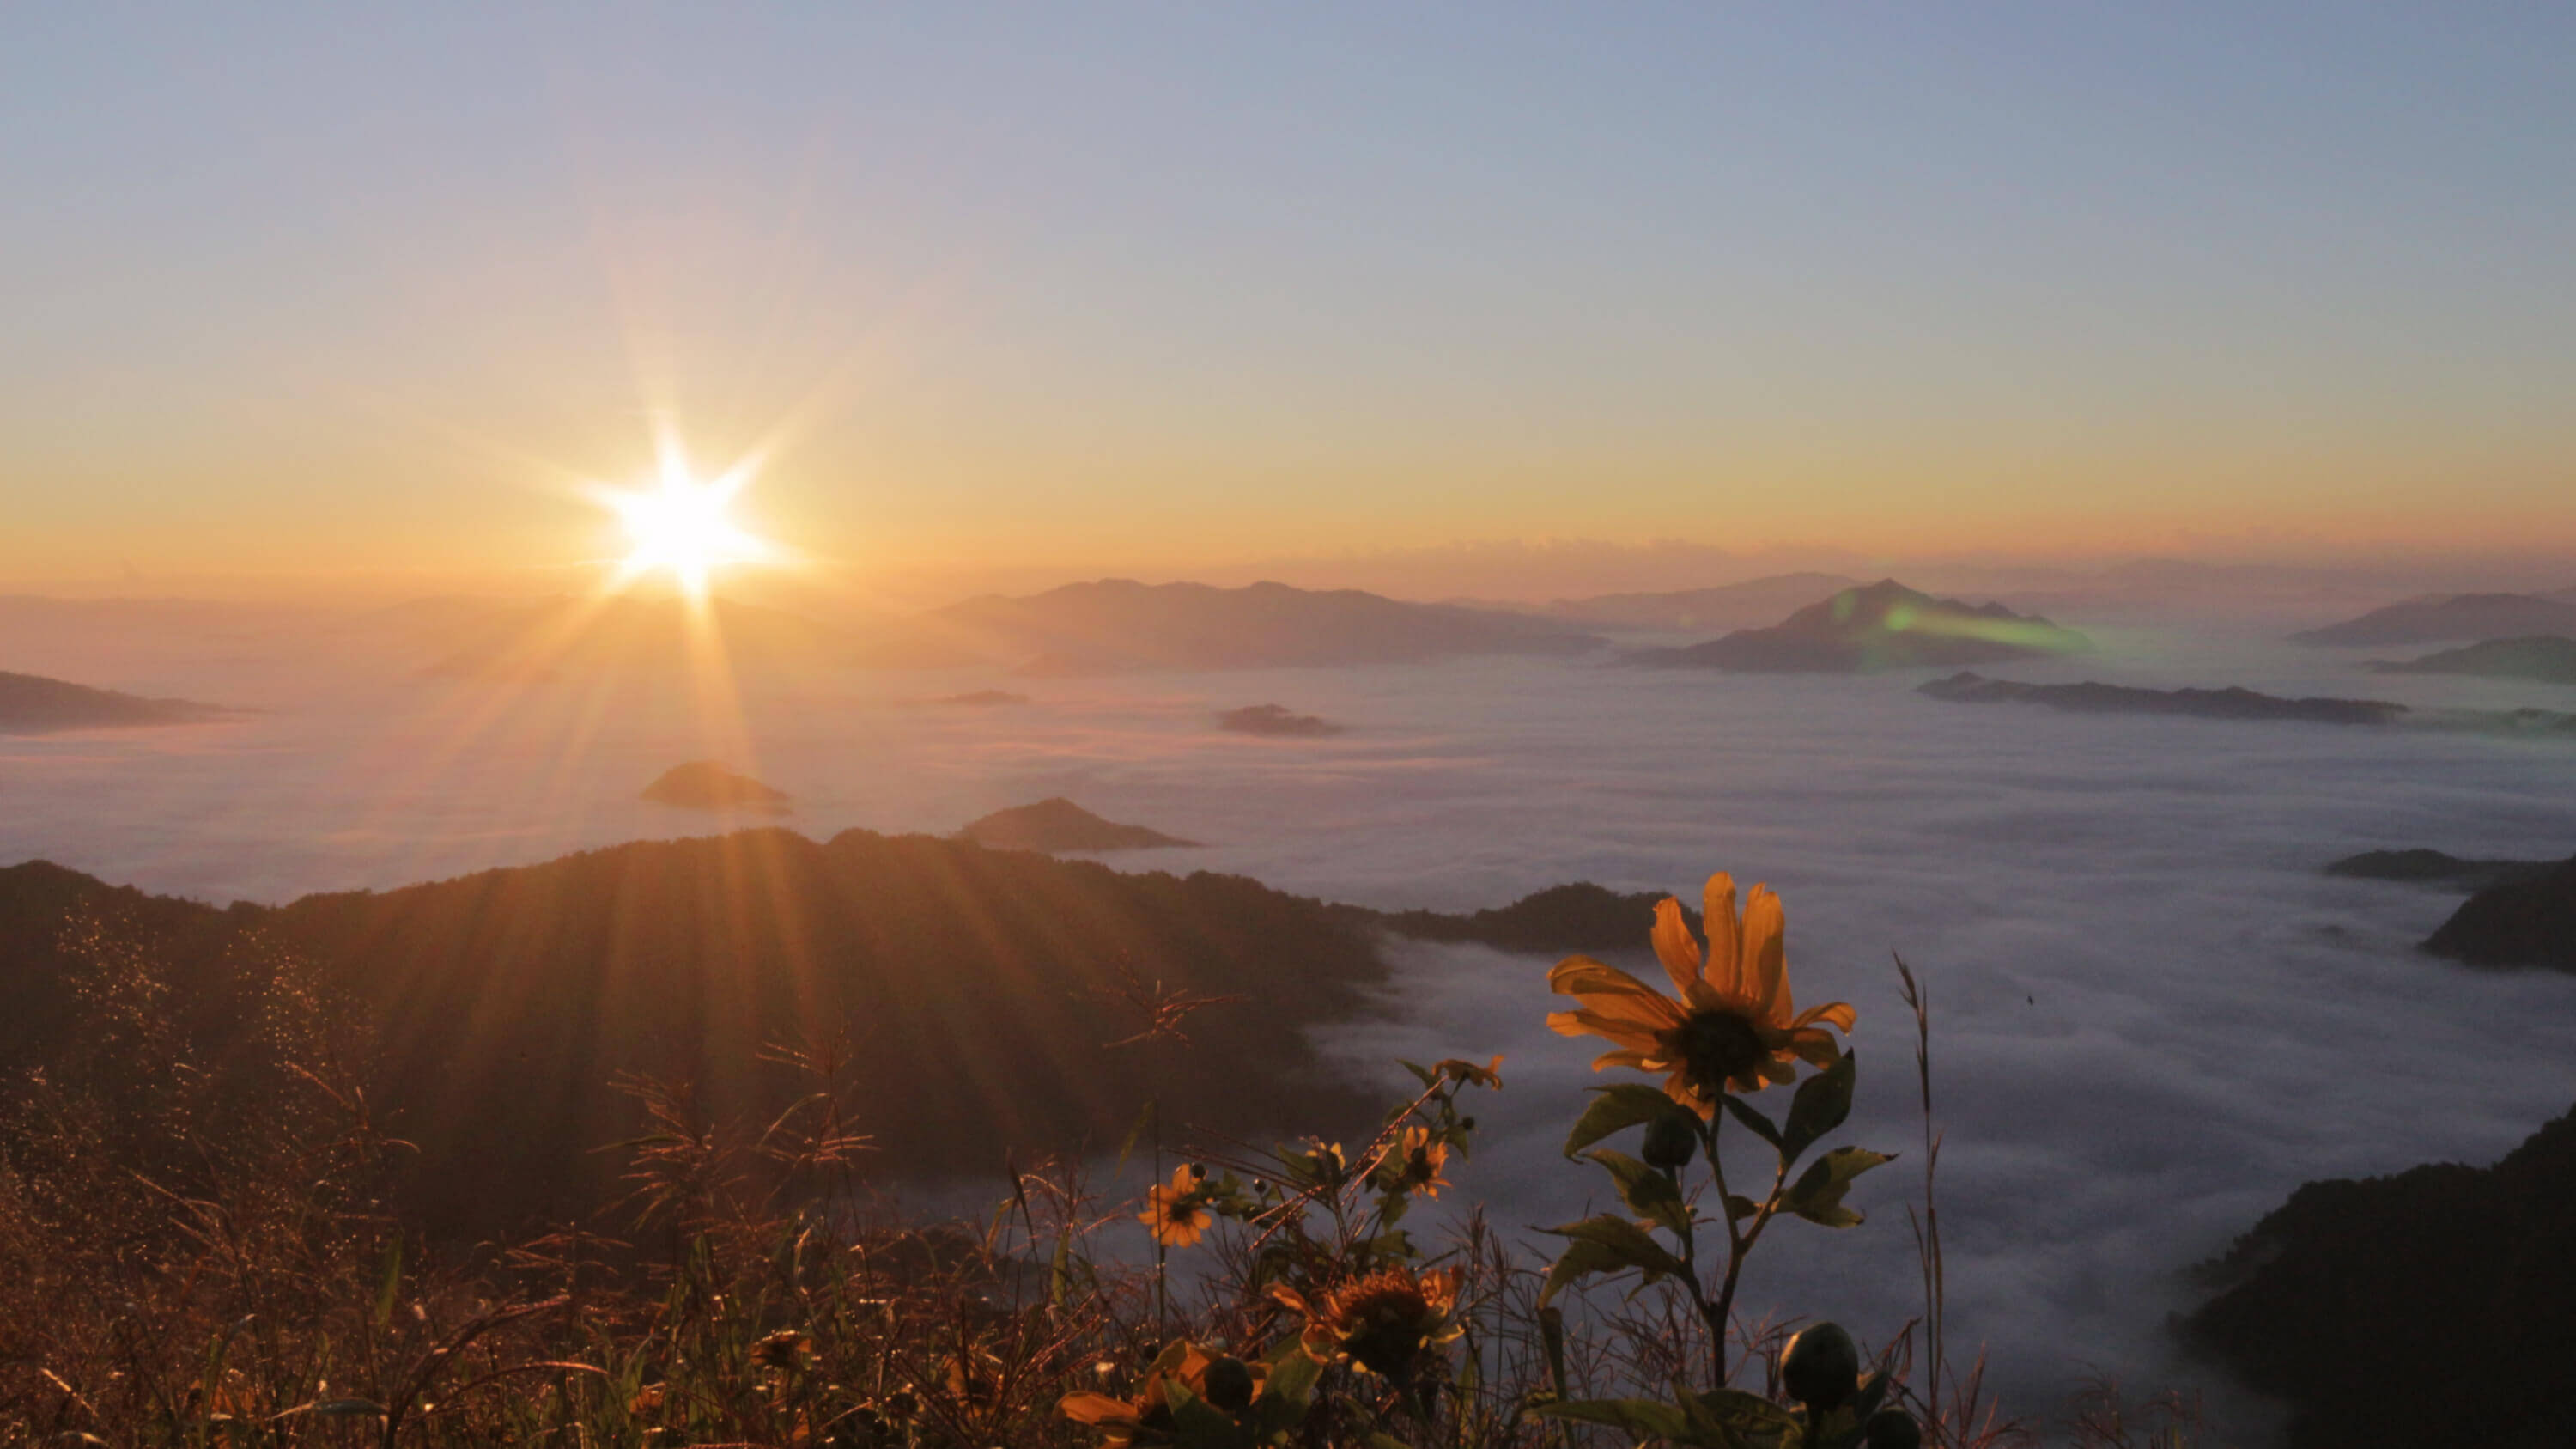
[1668,1007,1767,1095]
[1330,1275,1435,1377]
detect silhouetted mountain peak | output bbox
[955,798,1198,852]
[1633,581,2090,673]
[641,761,793,813]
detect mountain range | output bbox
[878,579,1603,673]
[0,670,228,733]
[2291,592,2576,647]
[2372,635,2576,685]
[1631,581,2093,673]
[1510,572,1860,633]
[0,833,1696,1236]
[1919,673,2409,726]
[422,580,1604,678]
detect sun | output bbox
[599,457,773,599]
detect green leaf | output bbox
[374,1238,403,1330]
[1534,1397,1695,1440]
[1162,1380,1255,1449]
[1537,1306,1569,1399]
[1048,1227,1072,1307]
[1564,1083,1694,1159]
[1537,1214,1691,1307]
[1782,1147,1895,1227]
[1254,1355,1319,1434]
[1721,1093,1783,1148]
[1782,1050,1856,1162]
[1691,1385,1803,1439]
[1724,1193,1762,1222]
[1584,1148,1692,1237]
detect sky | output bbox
[5,3,2574,593]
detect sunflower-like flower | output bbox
[1271,1265,1464,1379]
[1394,1126,1450,1199]
[1140,1164,1213,1248]
[1546,872,1854,1117]
[1060,1341,1264,1446]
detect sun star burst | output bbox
[599,455,773,599]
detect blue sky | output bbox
[4,4,2571,583]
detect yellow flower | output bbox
[1140,1164,1212,1248]
[1271,1265,1464,1379]
[1546,872,1854,1116]
[1060,1341,1263,1446]
[1397,1126,1450,1198]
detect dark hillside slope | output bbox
[1,833,1391,1235]
[2421,854,2576,969]
[2184,1105,2576,1449]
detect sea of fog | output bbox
[9,608,2576,1437]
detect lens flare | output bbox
[599,454,773,599]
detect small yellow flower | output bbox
[1431,1055,1505,1089]
[1140,1164,1212,1248]
[1546,872,1853,1117]
[1398,1126,1451,1199]
[1060,1341,1263,1446]
[1272,1265,1464,1379]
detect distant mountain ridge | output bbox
[876,580,1603,673]
[2324,849,2556,892]
[1919,673,2408,726]
[2292,593,2576,648]
[1631,581,2092,673]
[1526,573,1860,633]
[2372,636,2576,685]
[0,670,228,734]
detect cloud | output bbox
[7,606,2576,1444]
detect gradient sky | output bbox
[5,3,2573,589]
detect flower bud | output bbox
[1779,1322,1861,1412]
[1641,1112,1698,1170]
[1864,1407,1923,1449]
[1200,1355,1255,1412]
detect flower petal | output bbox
[1059,1392,1141,1427]
[1701,873,1741,995]
[1589,1047,1663,1071]
[1651,898,1704,995]
[1787,1028,1842,1068]
[1741,884,1789,1018]
[1791,999,1856,1033]
[1548,957,1666,1001]
[1551,1008,1665,1052]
